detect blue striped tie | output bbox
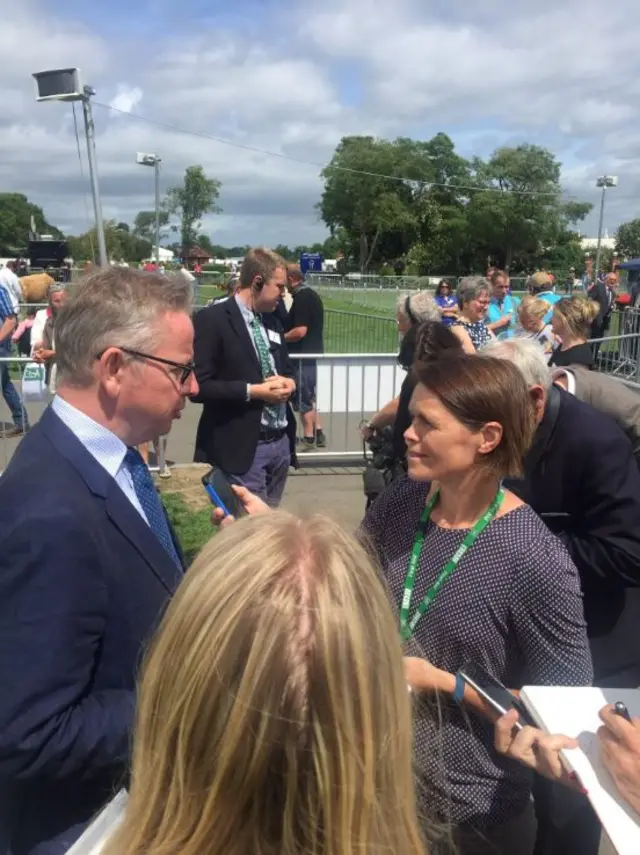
[124,448,181,570]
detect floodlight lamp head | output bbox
[136,152,160,166]
[33,68,84,102]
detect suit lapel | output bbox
[40,407,183,594]
[226,297,260,373]
[105,484,183,593]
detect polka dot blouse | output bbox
[361,477,593,830]
[451,318,492,350]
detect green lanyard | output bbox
[400,487,505,642]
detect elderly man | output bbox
[484,337,640,855]
[552,364,640,462]
[0,267,198,855]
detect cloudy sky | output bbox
[2,0,639,247]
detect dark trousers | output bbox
[236,434,290,507]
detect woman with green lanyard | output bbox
[361,353,592,855]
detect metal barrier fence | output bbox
[308,272,530,295]
[3,332,640,470]
[323,309,397,353]
[0,353,404,468]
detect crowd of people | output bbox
[0,255,639,855]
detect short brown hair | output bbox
[287,264,304,284]
[239,247,287,289]
[490,269,508,285]
[413,354,536,478]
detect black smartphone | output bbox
[201,468,243,518]
[458,662,536,730]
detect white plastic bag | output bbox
[21,361,48,403]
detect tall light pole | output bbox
[32,68,108,267]
[594,175,618,283]
[136,153,162,267]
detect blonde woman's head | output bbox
[552,295,600,340]
[106,512,424,855]
[518,295,549,332]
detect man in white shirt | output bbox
[0,260,24,311]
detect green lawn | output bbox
[162,492,215,566]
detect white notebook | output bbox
[66,790,128,855]
[521,686,640,855]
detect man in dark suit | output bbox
[590,272,617,340]
[0,267,199,855]
[486,337,640,855]
[193,247,296,506]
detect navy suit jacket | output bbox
[0,408,184,855]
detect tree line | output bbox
[4,131,640,274]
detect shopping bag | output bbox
[21,361,48,402]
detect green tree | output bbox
[0,193,61,254]
[274,244,294,260]
[616,219,640,259]
[466,145,591,272]
[165,166,222,256]
[320,136,440,271]
[116,222,130,233]
[67,221,152,263]
[133,209,170,243]
[196,234,216,256]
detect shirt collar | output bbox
[551,368,576,396]
[51,396,128,479]
[235,293,256,324]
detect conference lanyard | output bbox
[400,487,505,641]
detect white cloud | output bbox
[109,86,143,115]
[0,0,639,246]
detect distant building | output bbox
[580,229,616,252]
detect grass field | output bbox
[194,279,630,356]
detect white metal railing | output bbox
[2,340,640,470]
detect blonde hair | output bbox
[553,295,600,338]
[239,246,287,288]
[105,513,425,855]
[518,295,548,323]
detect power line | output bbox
[71,102,97,264]
[92,100,576,200]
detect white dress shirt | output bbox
[52,396,149,524]
[0,267,23,312]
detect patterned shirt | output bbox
[0,285,16,348]
[451,318,492,350]
[361,477,592,830]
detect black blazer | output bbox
[192,297,296,474]
[0,408,183,855]
[507,386,640,685]
[591,281,614,333]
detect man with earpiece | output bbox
[192,247,296,506]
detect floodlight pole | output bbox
[154,158,161,267]
[594,175,618,285]
[82,87,108,267]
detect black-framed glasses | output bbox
[97,347,195,385]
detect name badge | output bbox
[267,329,281,345]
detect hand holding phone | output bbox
[201,468,243,518]
[459,661,535,730]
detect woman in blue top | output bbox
[434,280,458,326]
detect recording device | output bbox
[614,701,632,723]
[201,468,244,518]
[458,662,536,730]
